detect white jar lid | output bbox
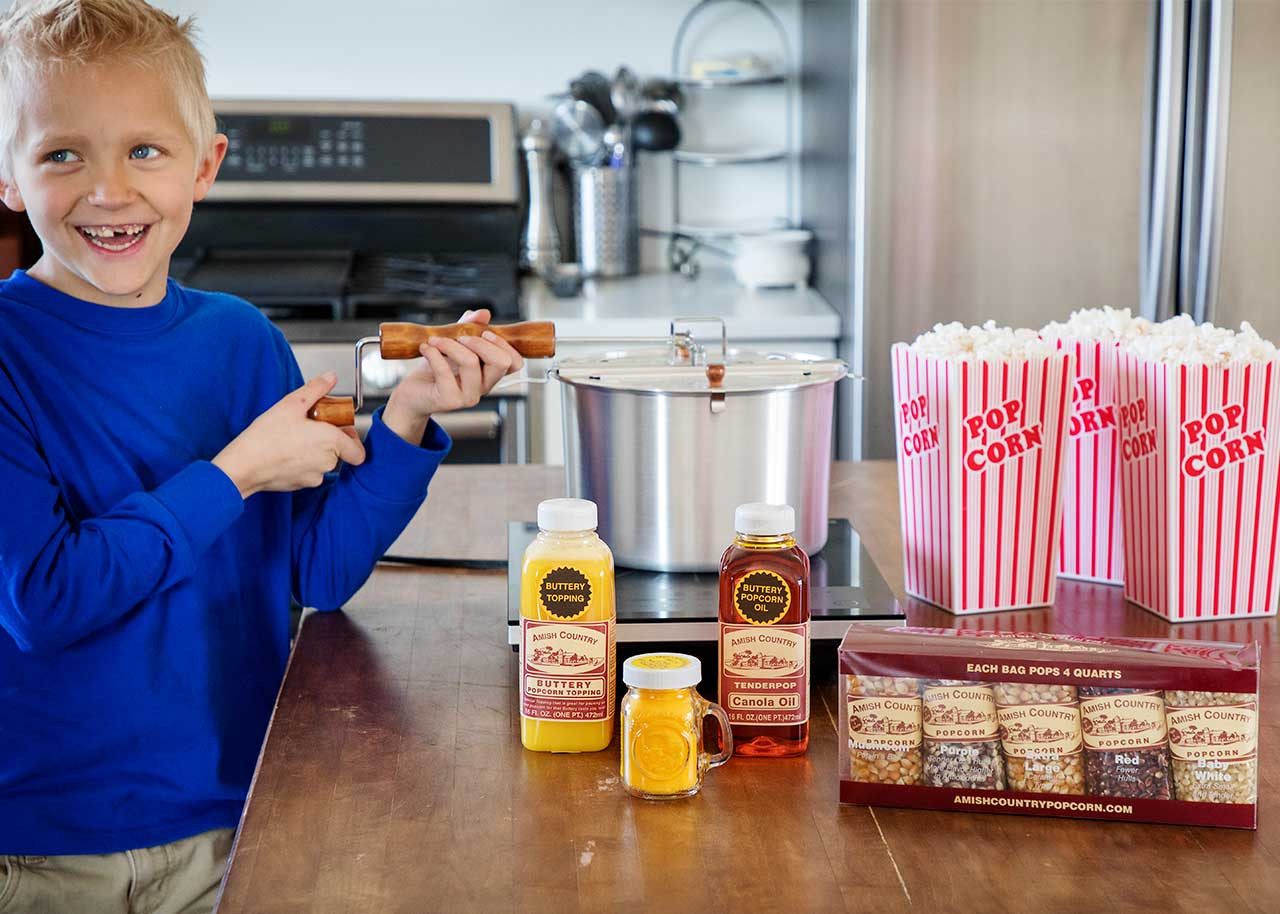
[537,498,598,532]
[623,653,702,690]
[734,502,795,536]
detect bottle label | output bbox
[996,703,1083,758]
[520,618,615,722]
[1166,703,1257,762]
[847,695,922,751]
[1079,693,1168,751]
[733,569,792,625]
[538,566,594,620]
[921,685,998,742]
[719,622,809,726]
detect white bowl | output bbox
[731,229,812,290]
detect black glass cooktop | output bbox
[506,518,903,646]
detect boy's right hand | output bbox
[213,373,366,499]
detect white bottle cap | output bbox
[623,653,702,690]
[734,502,795,536]
[537,498,598,532]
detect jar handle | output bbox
[700,700,733,773]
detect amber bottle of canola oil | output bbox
[717,503,811,757]
[519,498,616,753]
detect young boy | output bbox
[0,2,523,911]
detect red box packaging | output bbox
[1116,351,1280,620]
[891,345,1076,613]
[838,623,1259,828]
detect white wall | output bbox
[8,0,802,269]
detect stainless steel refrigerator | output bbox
[800,0,1278,459]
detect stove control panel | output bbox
[207,101,517,204]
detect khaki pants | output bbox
[0,828,233,914]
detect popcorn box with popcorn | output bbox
[1117,336,1280,621]
[892,327,1076,613]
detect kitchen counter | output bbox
[214,462,1280,914]
[522,267,841,342]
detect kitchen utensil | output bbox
[569,71,617,125]
[554,317,849,571]
[574,164,638,277]
[307,321,557,426]
[308,320,702,425]
[519,119,560,275]
[630,109,681,152]
[640,77,685,110]
[550,99,605,165]
[731,229,811,290]
[610,65,643,122]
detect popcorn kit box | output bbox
[891,335,1076,613]
[1116,349,1280,621]
[838,624,1259,829]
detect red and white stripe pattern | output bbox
[892,344,1076,613]
[1117,351,1280,621]
[1057,338,1125,584]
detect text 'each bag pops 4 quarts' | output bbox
[1116,319,1280,621]
[892,323,1076,613]
[1042,308,1156,585]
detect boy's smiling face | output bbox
[0,60,226,308]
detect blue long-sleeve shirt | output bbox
[0,270,449,855]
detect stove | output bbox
[506,519,905,646]
[174,100,528,463]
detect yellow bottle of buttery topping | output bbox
[520,498,616,752]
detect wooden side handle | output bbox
[379,321,557,360]
[308,396,355,427]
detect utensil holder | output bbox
[574,165,638,278]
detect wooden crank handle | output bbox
[378,321,557,360]
[308,396,356,427]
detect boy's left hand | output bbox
[381,308,525,445]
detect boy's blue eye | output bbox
[47,149,81,164]
[129,145,160,160]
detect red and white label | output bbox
[1057,339,1126,584]
[718,622,809,726]
[1116,353,1280,621]
[520,619,615,722]
[891,344,1076,613]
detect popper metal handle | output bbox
[306,322,557,427]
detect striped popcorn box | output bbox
[1117,347,1280,621]
[892,339,1076,614]
[1055,338,1125,584]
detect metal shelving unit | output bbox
[668,0,796,271]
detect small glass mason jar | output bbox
[620,653,732,799]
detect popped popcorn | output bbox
[1125,317,1279,365]
[1042,306,1154,342]
[910,321,1055,361]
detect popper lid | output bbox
[553,346,847,394]
[735,503,795,536]
[623,653,703,689]
[537,498,597,532]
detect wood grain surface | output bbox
[215,462,1279,914]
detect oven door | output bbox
[289,341,527,463]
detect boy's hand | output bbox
[213,373,366,499]
[381,308,526,445]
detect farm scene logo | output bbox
[1167,724,1248,749]
[1180,401,1266,478]
[963,398,1043,473]
[1081,715,1159,737]
[1069,377,1117,438]
[921,705,989,726]
[848,711,919,737]
[997,721,1072,745]
[898,393,939,459]
[525,624,605,674]
[726,648,799,674]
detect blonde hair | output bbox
[0,0,216,180]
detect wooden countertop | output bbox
[215,462,1279,914]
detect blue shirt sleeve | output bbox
[0,369,245,655]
